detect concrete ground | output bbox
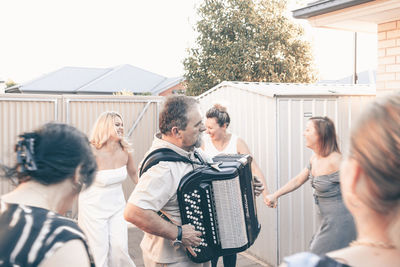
[128,225,270,267]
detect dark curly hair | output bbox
[1,123,97,189]
[159,95,198,134]
[206,104,230,127]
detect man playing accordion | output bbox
[124,95,263,267]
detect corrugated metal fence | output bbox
[1,86,376,266]
[0,94,162,198]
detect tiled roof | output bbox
[6,64,183,95]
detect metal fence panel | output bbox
[0,95,61,195]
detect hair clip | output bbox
[16,137,37,172]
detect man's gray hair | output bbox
[159,95,198,135]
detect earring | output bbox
[72,179,83,193]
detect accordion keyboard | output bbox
[182,183,219,257]
[181,177,249,262]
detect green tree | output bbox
[184,0,317,96]
[114,89,135,96]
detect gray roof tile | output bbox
[8,64,183,94]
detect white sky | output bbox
[0,0,376,84]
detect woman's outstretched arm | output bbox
[265,166,310,208]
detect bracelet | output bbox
[176,225,182,241]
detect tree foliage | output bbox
[113,89,152,96]
[114,89,135,96]
[184,0,317,96]
[5,79,17,88]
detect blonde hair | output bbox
[90,111,131,151]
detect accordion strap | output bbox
[139,148,205,177]
[139,147,207,224]
[157,210,179,224]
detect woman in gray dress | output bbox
[265,116,356,255]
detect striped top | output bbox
[0,201,94,266]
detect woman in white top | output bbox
[78,111,138,267]
[201,104,269,267]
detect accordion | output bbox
[177,154,261,263]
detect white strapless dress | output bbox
[78,166,136,267]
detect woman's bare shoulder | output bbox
[309,154,317,163]
[330,151,342,159]
[329,152,342,166]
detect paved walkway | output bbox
[128,225,270,267]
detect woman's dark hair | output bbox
[1,123,97,188]
[159,95,198,134]
[206,104,230,127]
[309,116,340,157]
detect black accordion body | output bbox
[177,154,261,263]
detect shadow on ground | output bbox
[128,226,269,267]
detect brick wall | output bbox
[158,82,186,96]
[377,20,400,95]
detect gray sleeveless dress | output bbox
[307,164,356,255]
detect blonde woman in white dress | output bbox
[78,111,138,267]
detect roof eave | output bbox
[5,88,21,93]
[5,84,21,92]
[20,90,77,94]
[292,0,375,19]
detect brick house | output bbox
[158,81,186,96]
[293,0,400,95]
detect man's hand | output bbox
[253,176,264,197]
[181,224,202,257]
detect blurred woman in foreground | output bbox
[0,123,97,267]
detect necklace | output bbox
[349,239,396,249]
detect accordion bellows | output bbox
[177,154,261,263]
